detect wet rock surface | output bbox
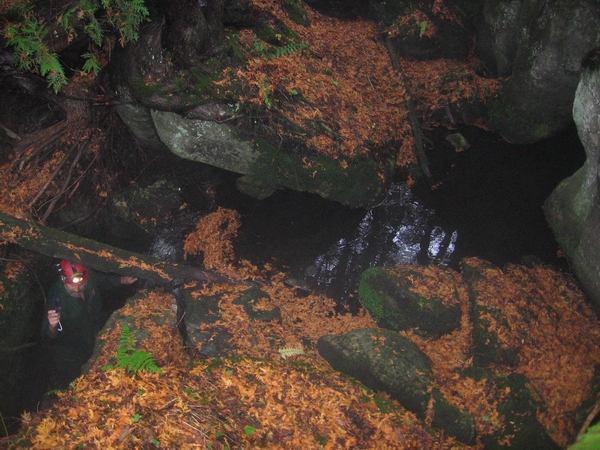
[317,328,476,444]
[481,0,600,143]
[544,57,600,312]
[358,265,462,338]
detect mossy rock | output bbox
[469,303,519,367]
[282,0,311,27]
[109,178,183,234]
[153,107,392,208]
[175,289,235,358]
[117,22,246,112]
[239,139,392,208]
[118,17,393,209]
[317,328,475,444]
[481,373,560,450]
[357,266,462,338]
[233,286,282,322]
[461,259,520,367]
[255,19,300,47]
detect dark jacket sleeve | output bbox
[41,281,66,340]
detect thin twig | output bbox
[576,397,600,442]
[366,75,383,100]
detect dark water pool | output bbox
[215,125,586,308]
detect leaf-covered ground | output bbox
[236,0,498,167]
[4,209,600,449]
[1,1,597,448]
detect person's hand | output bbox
[47,309,61,338]
[120,276,138,285]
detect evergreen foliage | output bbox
[2,0,149,92]
[4,12,68,93]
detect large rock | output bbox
[461,258,521,367]
[476,0,523,77]
[544,53,600,312]
[108,12,393,209]
[462,369,562,450]
[358,266,462,338]
[317,328,476,444]
[310,0,476,60]
[151,110,259,175]
[174,285,282,359]
[151,109,392,208]
[481,0,600,143]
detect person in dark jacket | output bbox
[42,260,137,389]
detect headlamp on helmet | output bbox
[59,260,90,285]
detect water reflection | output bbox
[144,126,583,310]
[308,184,457,307]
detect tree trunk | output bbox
[161,0,226,69]
[0,212,232,285]
[203,0,227,55]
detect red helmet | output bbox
[60,260,90,285]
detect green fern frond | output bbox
[115,325,163,374]
[117,350,163,374]
[253,38,308,59]
[82,52,101,75]
[269,42,308,58]
[119,325,136,352]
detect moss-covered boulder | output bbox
[110,177,184,233]
[233,286,282,322]
[482,373,561,450]
[461,258,520,367]
[170,287,235,359]
[152,109,392,208]
[108,5,394,209]
[358,266,462,338]
[317,328,476,444]
[174,285,282,358]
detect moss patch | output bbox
[358,266,462,338]
[237,137,391,208]
[282,0,311,27]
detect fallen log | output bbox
[0,212,231,285]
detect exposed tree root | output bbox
[0,73,112,222]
